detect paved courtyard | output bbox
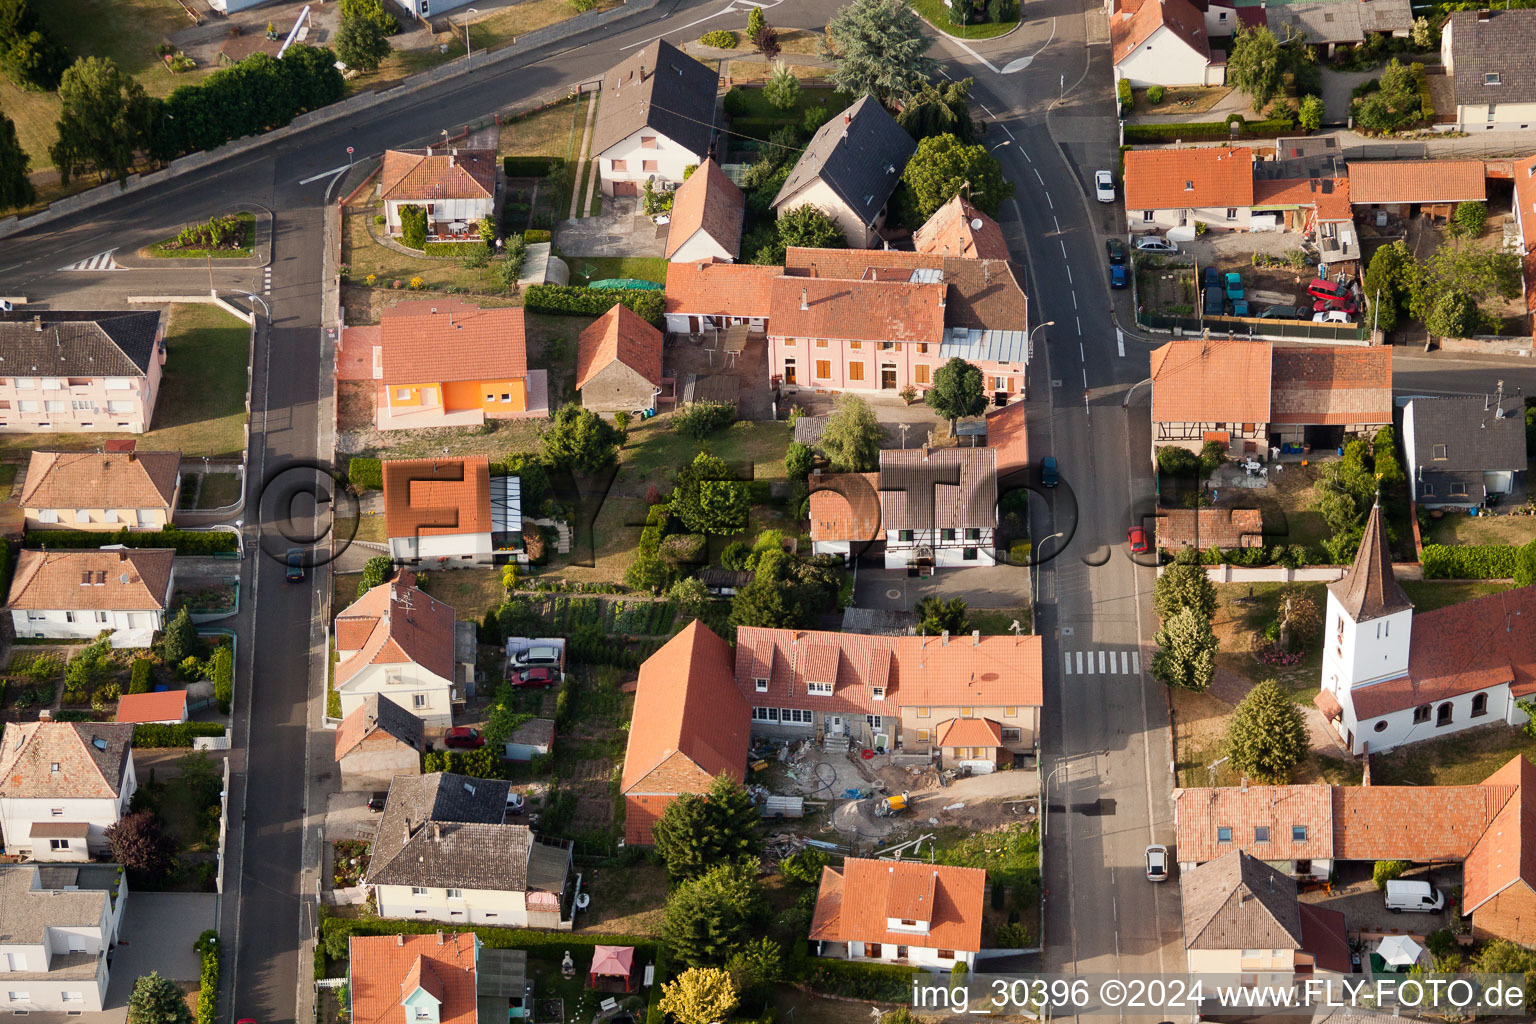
[853,564,1033,611]
[555,199,667,258]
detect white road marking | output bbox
[1098,650,1106,674]
[1072,292,1078,310]
[979,102,995,117]
[1082,367,1088,386]
[1132,649,1141,674]
[1053,215,1061,233]
[1046,192,1054,209]
[1117,328,1125,356]
[1075,316,1081,335]
[1064,652,1073,675]
[1076,652,1084,674]
[1065,265,1072,284]
[60,249,125,272]
[622,0,782,48]
[1078,343,1084,359]
[1001,124,1015,141]
[945,34,1000,73]
[1059,240,1067,257]
[298,165,349,185]
[1021,147,1031,161]
[1000,17,1056,73]
[1034,168,1045,185]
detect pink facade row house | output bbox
[0,311,167,434]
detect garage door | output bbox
[613,181,638,197]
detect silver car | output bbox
[1145,844,1169,882]
[1135,236,1178,254]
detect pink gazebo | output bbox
[588,945,635,992]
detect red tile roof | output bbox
[380,148,496,202]
[622,621,751,796]
[114,690,186,724]
[349,933,478,1024]
[21,450,180,510]
[1348,160,1487,205]
[781,248,1027,334]
[1149,339,1272,423]
[1515,155,1536,250]
[767,276,946,344]
[809,859,985,953]
[7,548,174,611]
[1465,756,1536,913]
[665,158,744,259]
[664,260,781,319]
[334,571,458,689]
[1270,345,1393,426]
[913,195,1010,260]
[382,457,492,540]
[1156,507,1264,551]
[379,304,526,385]
[733,626,1043,715]
[936,717,1003,747]
[1112,0,1211,64]
[1350,584,1536,719]
[985,402,1030,478]
[1332,785,1513,861]
[1252,177,1353,221]
[1176,785,1335,864]
[1299,902,1351,973]
[1124,147,1253,211]
[576,302,663,391]
[808,473,884,543]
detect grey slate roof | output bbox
[1447,9,1536,107]
[1407,397,1528,474]
[367,772,540,891]
[1181,850,1303,951]
[591,40,717,160]
[0,864,111,945]
[0,310,162,377]
[773,96,917,227]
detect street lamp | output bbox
[460,9,478,63]
[1027,320,1055,361]
[246,294,271,321]
[1121,376,1152,408]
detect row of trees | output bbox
[1363,235,1520,337]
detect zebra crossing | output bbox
[60,249,125,272]
[1062,648,1142,676]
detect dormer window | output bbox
[50,763,60,773]
[1184,181,1194,191]
[754,677,768,692]
[1432,444,1448,460]
[872,686,885,700]
[1486,73,1501,85]
[807,681,833,696]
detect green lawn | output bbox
[500,97,584,159]
[969,607,1032,635]
[343,45,457,98]
[1367,725,1536,787]
[907,0,1020,39]
[343,205,515,296]
[194,472,243,509]
[145,212,255,259]
[728,83,850,125]
[569,257,669,287]
[1399,579,1514,612]
[0,463,17,496]
[417,567,506,621]
[0,304,249,458]
[1422,504,1536,547]
[466,0,618,52]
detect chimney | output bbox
[800,288,808,312]
[119,550,128,562]
[1477,8,1490,20]
[32,315,41,333]
[844,112,851,126]
[1361,752,1372,787]
[921,445,930,462]
[449,154,455,167]
[941,629,950,646]
[437,931,446,946]
[972,629,980,646]
[432,822,442,842]
[396,935,405,946]
[640,63,647,80]
[126,450,135,462]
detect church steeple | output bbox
[1328,497,1412,623]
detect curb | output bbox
[116,204,276,270]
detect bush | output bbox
[503,156,562,177]
[1420,544,1520,580]
[672,400,736,440]
[1156,445,1201,477]
[399,204,427,249]
[523,284,665,324]
[129,658,154,695]
[194,929,220,1024]
[1452,200,1487,238]
[1117,78,1133,114]
[700,29,737,47]
[723,86,749,117]
[1146,85,1165,104]
[779,850,829,884]
[522,228,552,244]
[211,645,234,714]
[1373,859,1410,890]
[23,529,237,554]
[133,722,227,748]
[805,960,918,1001]
[348,457,383,490]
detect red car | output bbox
[1307,278,1352,302]
[443,727,485,749]
[514,666,560,688]
[1128,525,1150,554]
[1312,296,1359,315]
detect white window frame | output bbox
[104,378,132,391]
[806,681,833,696]
[413,694,429,709]
[754,678,768,692]
[410,886,429,896]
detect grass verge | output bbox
[906,0,1019,39]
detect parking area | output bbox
[325,789,383,842]
[554,199,667,257]
[1299,862,1461,940]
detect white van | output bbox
[1385,879,1445,913]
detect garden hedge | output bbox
[212,646,234,714]
[523,285,666,325]
[23,529,237,554]
[804,959,920,1000]
[347,457,383,491]
[194,930,220,1024]
[133,722,227,748]
[1420,543,1521,580]
[129,658,153,695]
[522,229,552,244]
[503,156,564,177]
[319,916,655,964]
[1123,119,1296,142]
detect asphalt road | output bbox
[4,0,1536,1020]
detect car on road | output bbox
[1145,844,1169,882]
[1110,264,1128,289]
[1307,277,1352,302]
[515,666,560,688]
[367,792,387,812]
[1041,456,1059,487]
[443,727,485,749]
[1135,236,1178,254]
[1106,237,1126,265]
[1257,304,1304,320]
[1313,310,1353,324]
[285,548,305,582]
[1128,525,1150,554]
[1094,170,1116,203]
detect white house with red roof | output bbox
[809,857,985,968]
[1112,0,1225,88]
[379,148,498,240]
[0,723,136,862]
[382,456,504,565]
[664,158,744,263]
[734,626,1042,767]
[1316,501,1536,755]
[663,259,780,337]
[333,571,465,729]
[1125,146,1254,234]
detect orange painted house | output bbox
[359,302,548,430]
[620,620,750,844]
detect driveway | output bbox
[853,564,1033,612]
[555,198,667,258]
[1321,69,1380,124]
[1300,863,1460,941]
[326,789,384,842]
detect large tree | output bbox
[356,554,395,598]
[658,967,739,1024]
[50,56,152,185]
[339,0,398,34]
[1152,562,1217,621]
[652,774,761,880]
[820,0,938,105]
[334,11,392,73]
[1362,239,1412,333]
[541,404,619,475]
[925,356,987,429]
[730,549,839,629]
[763,60,800,110]
[128,972,194,1024]
[1226,679,1308,783]
[901,133,1012,221]
[819,392,881,472]
[916,595,969,635]
[669,453,750,536]
[106,811,175,877]
[0,111,33,212]
[662,861,769,967]
[1226,26,1284,112]
[1151,607,1218,692]
[897,78,980,144]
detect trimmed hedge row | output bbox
[523,285,665,325]
[129,658,153,695]
[319,916,655,964]
[194,930,219,1024]
[1420,543,1520,580]
[211,646,234,714]
[523,229,552,244]
[348,457,383,491]
[22,529,237,554]
[133,722,227,748]
[1123,119,1296,142]
[805,959,920,1001]
[503,156,565,177]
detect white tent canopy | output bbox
[1376,934,1422,967]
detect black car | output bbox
[1257,304,1304,320]
[1105,237,1127,265]
[285,548,305,582]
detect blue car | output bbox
[1110,264,1128,289]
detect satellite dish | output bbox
[970,218,984,230]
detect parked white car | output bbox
[1135,236,1178,254]
[1094,170,1115,203]
[1313,310,1353,324]
[1145,844,1169,882]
